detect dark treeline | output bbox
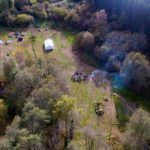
[93,0,150,36]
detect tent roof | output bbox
[44,39,53,46]
[44,39,54,51]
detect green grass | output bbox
[34,20,77,45]
[28,33,37,58]
[114,87,150,112]
[70,80,109,130]
[62,31,76,44]
[51,33,74,71]
[114,95,129,131]
[34,20,53,28]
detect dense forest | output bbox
[94,0,150,32]
[0,0,150,149]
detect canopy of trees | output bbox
[93,0,150,36]
[123,109,150,150]
[0,50,75,149]
[120,52,150,98]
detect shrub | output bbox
[15,0,29,10]
[123,109,150,150]
[75,31,95,52]
[15,14,34,26]
[33,3,47,19]
[65,10,81,27]
[22,5,33,14]
[0,11,16,26]
[120,52,150,97]
[48,6,68,21]
[6,13,16,26]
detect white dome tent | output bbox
[44,39,54,51]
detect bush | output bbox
[0,11,16,26]
[76,31,95,52]
[65,10,81,27]
[22,5,33,14]
[33,3,47,19]
[123,109,150,150]
[15,14,34,26]
[48,6,68,21]
[6,13,16,26]
[15,0,29,10]
[120,52,150,97]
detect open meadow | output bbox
[0,23,121,148]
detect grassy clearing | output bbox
[62,31,76,44]
[34,20,54,29]
[0,24,119,147]
[51,33,74,71]
[25,26,109,131]
[70,80,111,130]
[114,95,129,131]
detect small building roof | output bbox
[44,39,54,51]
